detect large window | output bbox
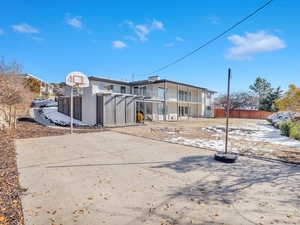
[157,103,164,115]
[120,86,126,93]
[178,106,189,116]
[105,84,114,91]
[158,87,165,99]
[179,90,191,101]
[142,86,147,96]
[133,86,139,95]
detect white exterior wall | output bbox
[79,78,214,124]
[82,86,97,125]
[92,80,131,94]
[166,102,178,120]
[138,82,214,120]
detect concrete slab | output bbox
[16,132,300,225]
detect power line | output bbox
[138,0,274,76]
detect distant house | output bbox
[5,73,54,97]
[59,75,216,126]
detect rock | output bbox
[267,112,300,127]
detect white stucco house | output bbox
[60,75,215,126]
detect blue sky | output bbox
[0,0,298,93]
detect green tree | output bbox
[259,87,283,112]
[249,77,271,100]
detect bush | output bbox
[290,122,300,140]
[279,120,294,137]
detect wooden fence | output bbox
[214,109,274,120]
[58,96,82,121]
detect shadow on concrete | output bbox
[152,155,300,206]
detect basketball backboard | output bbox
[66,72,89,88]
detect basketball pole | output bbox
[70,86,74,134]
[224,68,231,154]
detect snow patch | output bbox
[41,107,88,127]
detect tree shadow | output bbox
[153,155,300,207]
[121,156,300,224]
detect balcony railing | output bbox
[133,89,202,103]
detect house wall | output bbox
[134,81,214,120]
[92,80,131,94]
[64,78,214,125]
[82,86,97,125]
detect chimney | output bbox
[148,76,160,81]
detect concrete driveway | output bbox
[16,131,300,225]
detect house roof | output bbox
[89,76,216,93]
[89,76,129,85]
[130,79,216,93]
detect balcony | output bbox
[134,90,201,103]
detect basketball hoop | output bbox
[66,72,89,88]
[65,72,89,134]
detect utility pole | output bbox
[214,68,237,163]
[224,68,231,154]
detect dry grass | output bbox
[113,118,300,164]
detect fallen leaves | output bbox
[0,216,6,222]
[0,131,25,225]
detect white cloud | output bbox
[12,23,39,33]
[0,29,4,35]
[151,19,164,30]
[164,42,174,47]
[125,19,164,42]
[208,16,220,25]
[112,40,127,49]
[176,36,184,42]
[66,15,83,29]
[135,25,150,41]
[226,31,286,60]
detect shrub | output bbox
[290,122,300,140]
[279,120,294,137]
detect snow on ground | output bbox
[166,136,279,154]
[32,99,58,107]
[41,107,88,126]
[167,137,228,152]
[165,123,300,155]
[249,124,300,148]
[202,124,300,148]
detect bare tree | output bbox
[214,92,258,112]
[0,59,34,130]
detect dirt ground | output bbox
[113,118,300,164]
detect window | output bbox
[105,84,114,91]
[146,103,152,114]
[178,106,189,116]
[133,86,139,95]
[157,103,164,115]
[158,87,165,99]
[185,106,189,115]
[120,86,126,93]
[179,90,189,101]
[142,86,147,96]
